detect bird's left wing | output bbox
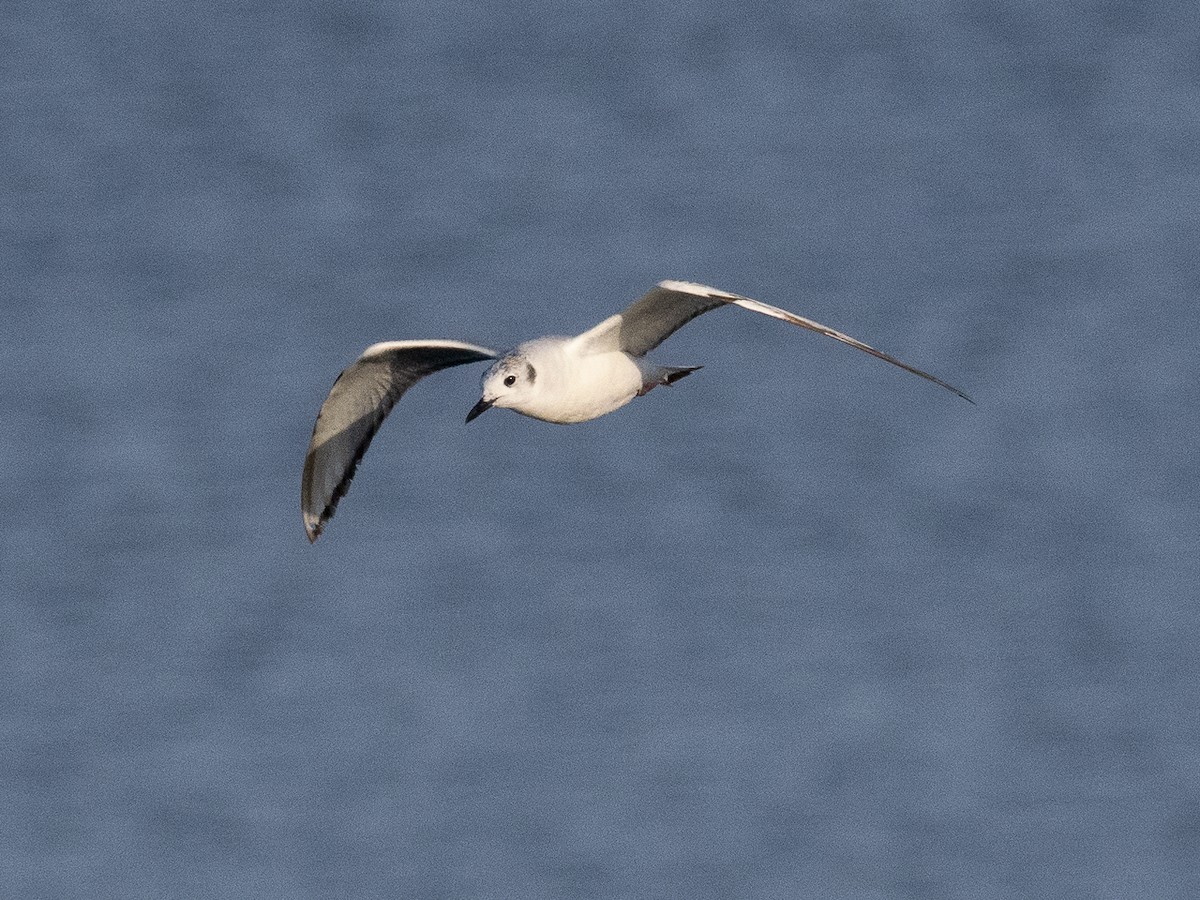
[301,340,496,542]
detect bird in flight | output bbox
[301,280,972,542]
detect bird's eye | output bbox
[503,374,517,387]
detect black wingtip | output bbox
[304,517,324,544]
[912,369,974,405]
[945,382,976,405]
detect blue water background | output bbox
[3,2,1198,897]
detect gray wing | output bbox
[301,340,496,542]
[574,280,973,403]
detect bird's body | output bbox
[488,338,646,424]
[301,280,972,542]
[474,337,695,425]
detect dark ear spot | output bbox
[526,363,536,383]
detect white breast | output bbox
[515,342,643,424]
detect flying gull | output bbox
[301,280,972,542]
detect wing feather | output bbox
[301,340,496,542]
[574,280,972,403]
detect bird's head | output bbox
[466,352,538,422]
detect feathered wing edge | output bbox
[301,340,496,542]
[575,280,973,403]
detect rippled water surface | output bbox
[4,2,1198,897]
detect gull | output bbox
[301,280,972,542]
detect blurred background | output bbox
[3,1,1198,897]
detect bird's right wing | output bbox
[301,340,496,542]
[573,280,973,403]
[573,281,731,358]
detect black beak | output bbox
[465,398,494,423]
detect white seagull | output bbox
[301,280,972,542]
